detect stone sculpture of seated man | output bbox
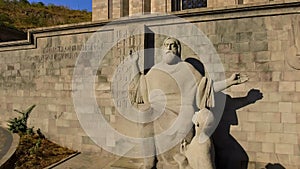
[130,37,248,169]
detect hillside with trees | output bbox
[0,0,92,32]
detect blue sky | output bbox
[28,0,92,11]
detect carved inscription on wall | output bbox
[287,15,300,70]
[0,43,103,89]
[109,34,144,110]
[26,43,102,63]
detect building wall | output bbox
[92,0,294,21]
[198,14,300,169]
[1,2,300,168]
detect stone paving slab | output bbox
[110,157,144,169]
[51,153,118,169]
[0,126,19,169]
[0,127,13,160]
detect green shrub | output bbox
[7,105,36,135]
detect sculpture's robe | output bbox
[138,61,214,169]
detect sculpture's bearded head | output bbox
[162,37,181,64]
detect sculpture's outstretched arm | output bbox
[213,73,248,92]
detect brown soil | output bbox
[14,134,77,169]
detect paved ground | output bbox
[0,127,13,160]
[50,152,145,169]
[52,153,118,169]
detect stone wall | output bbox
[1,2,300,168]
[195,15,300,169]
[92,0,295,21]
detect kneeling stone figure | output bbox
[174,108,215,169]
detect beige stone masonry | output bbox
[0,1,300,168]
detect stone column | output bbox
[151,0,169,13]
[129,0,143,15]
[208,0,236,8]
[92,0,109,21]
[112,0,121,19]
[243,0,269,4]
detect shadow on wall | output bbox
[212,90,263,169]
[265,163,286,169]
[184,57,264,169]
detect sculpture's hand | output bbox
[136,95,144,104]
[229,73,248,85]
[180,139,188,153]
[246,89,263,104]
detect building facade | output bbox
[92,0,289,21]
